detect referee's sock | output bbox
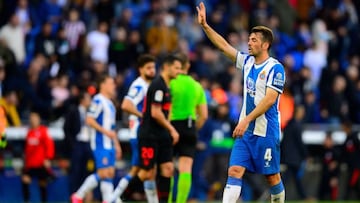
[222,176,242,203]
[176,172,191,203]
[270,181,285,203]
[157,175,171,203]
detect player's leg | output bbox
[265,173,285,203]
[21,169,32,202]
[100,149,117,202]
[71,149,106,202]
[138,136,159,203]
[139,168,158,203]
[222,137,250,203]
[174,127,197,203]
[108,138,140,202]
[175,156,193,203]
[157,137,174,203]
[254,135,284,203]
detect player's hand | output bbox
[232,118,250,138]
[196,2,207,26]
[104,130,117,139]
[169,128,179,145]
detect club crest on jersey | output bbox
[154,90,163,102]
[246,78,256,97]
[259,71,266,80]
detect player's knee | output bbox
[160,162,174,178]
[265,173,281,186]
[228,166,245,178]
[106,168,115,178]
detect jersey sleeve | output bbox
[87,98,102,118]
[148,83,165,105]
[235,51,251,71]
[266,64,286,93]
[125,85,144,106]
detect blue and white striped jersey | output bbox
[235,52,285,137]
[88,93,116,150]
[124,77,149,139]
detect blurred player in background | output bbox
[168,52,208,203]
[22,111,55,203]
[197,2,286,203]
[0,106,7,148]
[71,75,122,203]
[137,54,181,203]
[105,54,156,203]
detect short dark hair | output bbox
[174,52,189,69]
[96,74,111,90]
[136,54,156,69]
[251,26,274,49]
[161,54,182,68]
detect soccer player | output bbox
[138,54,182,203]
[22,111,55,203]
[105,54,156,203]
[71,75,122,203]
[0,106,7,148]
[197,2,286,203]
[169,52,208,203]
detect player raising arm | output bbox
[197,2,286,203]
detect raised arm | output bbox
[197,2,237,62]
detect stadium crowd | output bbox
[0,0,360,202]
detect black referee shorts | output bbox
[171,119,197,158]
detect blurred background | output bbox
[0,0,360,202]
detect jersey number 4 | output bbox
[264,148,272,162]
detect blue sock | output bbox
[227,176,242,186]
[270,181,284,195]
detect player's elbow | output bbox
[151,109,161,120]
[121,100,131,112]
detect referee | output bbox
[169,52,208,203]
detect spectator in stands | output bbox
[0,13,25,65]
[85,21,110,72]
[64,8,86,52]
[340,119,360,200]
[345,64,360,123]
[202,103,234,200]
[145,10,178,57]
[281,105,309,200]
[35,22,57,58]
[63,91,94,198]
[95,0,115,26]
[318,132,340,201]
[0,59,5,97]
[108,26,130,73]
[279,86,295,130]
[63,8,86,75]
[321,75,349,125]
[14,0,33,35]
[0,89,21,127]
[22,111,55,203]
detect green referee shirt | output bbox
[170,74,207,121]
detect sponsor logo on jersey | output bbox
[273,72,284,86]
